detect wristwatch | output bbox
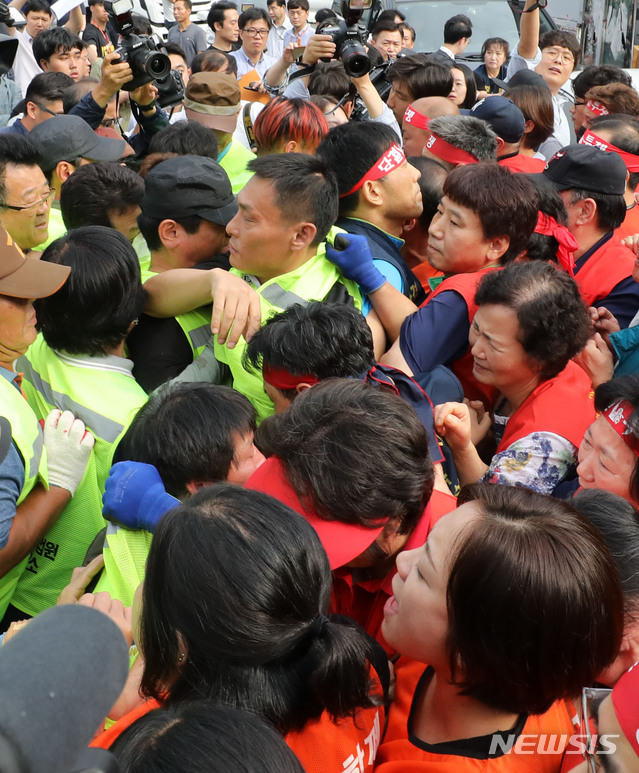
[523,0,548,11]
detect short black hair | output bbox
[594,375,639,504]
[23,0,52,15]
[443,163,538,264]
[443,13,472,44]
[568,187,627,232]
[138,212,203,251]
[36,226,146,355]
[475,261,591,379]
[452,484,623,715]
[245,301,375,401]
[207,0,237,31]
[149,120,219,159]
[387,54,453,100]
[24,71,73,106]
[573,64,632,99]
[316,121,397,216]
[32,27,80,67]
[114,383,257,498]
[162,41,187,62]
[539,30,580,66]
[267,0,286,6]
[111,703,306,773]
[60,161,144,231]
[407,156,447,233]
[61,77,98,113]
[308,61,356,103]
[517,172,569,264]
[0,135,41,203]
[248,154,338,245]
[451,62,477,109]
[371,20,401,39]
[261,379,433,533]
[480,36,509,58]
[238,6,270,29]
[377,8,405,23]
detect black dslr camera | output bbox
[111,0,171,90]
[0,1,26,27]
[155,66,185,108]
[316,0,372,78]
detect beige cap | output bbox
[185,72,241,133]
[0,228,70,299]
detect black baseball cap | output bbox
[141,155,238,226]
[542,144,627,195]
[466,96,525,143]
[493,68,550,93]
[30,115,126,172]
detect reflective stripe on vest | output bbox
[0,375,48,617]
[12,337,147,616]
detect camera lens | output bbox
[340,41,370,77]
[145,51,171,80]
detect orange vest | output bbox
[574,237,635,308]
[497,362,595,453]
[498,154,546,173]
[615,204,639,242]
[424,268,500,409]
[376,658,576,772]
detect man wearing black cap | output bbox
[0,227,93,620]
[542,144,639,329]
[126,155,238,393]
[468,95,546,173]
[29,114,126,253]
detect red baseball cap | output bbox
[245,457,387,570]
[612,661,639,757]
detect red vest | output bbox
[615,204,639,243]
[498,154,546,173]
[424,268,499,409]
[376,658,576,772]
[497,361,595,453]
[574,237,635,308]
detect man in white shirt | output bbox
[505,0,580,158]
[230,7,276,80]
[11,0,51,96]
[283,0,312,50]
[266,0,291,59]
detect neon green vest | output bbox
[219,140,255,194]
[133,233,152,274]
[32,205,66,253]
[12,337,147,615]
[93,523,153,607]
[0,374,48,617]
[214,240,363,423]
[141,267,211,359]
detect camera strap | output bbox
[242,102,256,152]
[288,63,316,82]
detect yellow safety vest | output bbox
[12,337,147,615]
[0,374,48,617]
[214,239,363,423]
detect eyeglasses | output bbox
[101,117,121,129]
[34,102,64,117]
[542,47,575,65]
[574,99,586,107]
[581,686,612,773]
[2,187,54,211]
[242,27,269,36]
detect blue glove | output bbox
[102,461,179,533]
[326,233,387,295]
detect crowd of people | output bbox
[2,0,639,769]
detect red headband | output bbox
[603,399,639,457]
[586,99,609,117]
[580,129,639,172]
[423,132,478,166]
[535,212,578,277]
[340,143,406,198]
[403,105,430,130]
[262,363,320,391]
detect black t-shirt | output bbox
[82,22,116,58]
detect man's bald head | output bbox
[402,97,460,156]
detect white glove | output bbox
[44,409,95,496]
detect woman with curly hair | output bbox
[435,261,593,493]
